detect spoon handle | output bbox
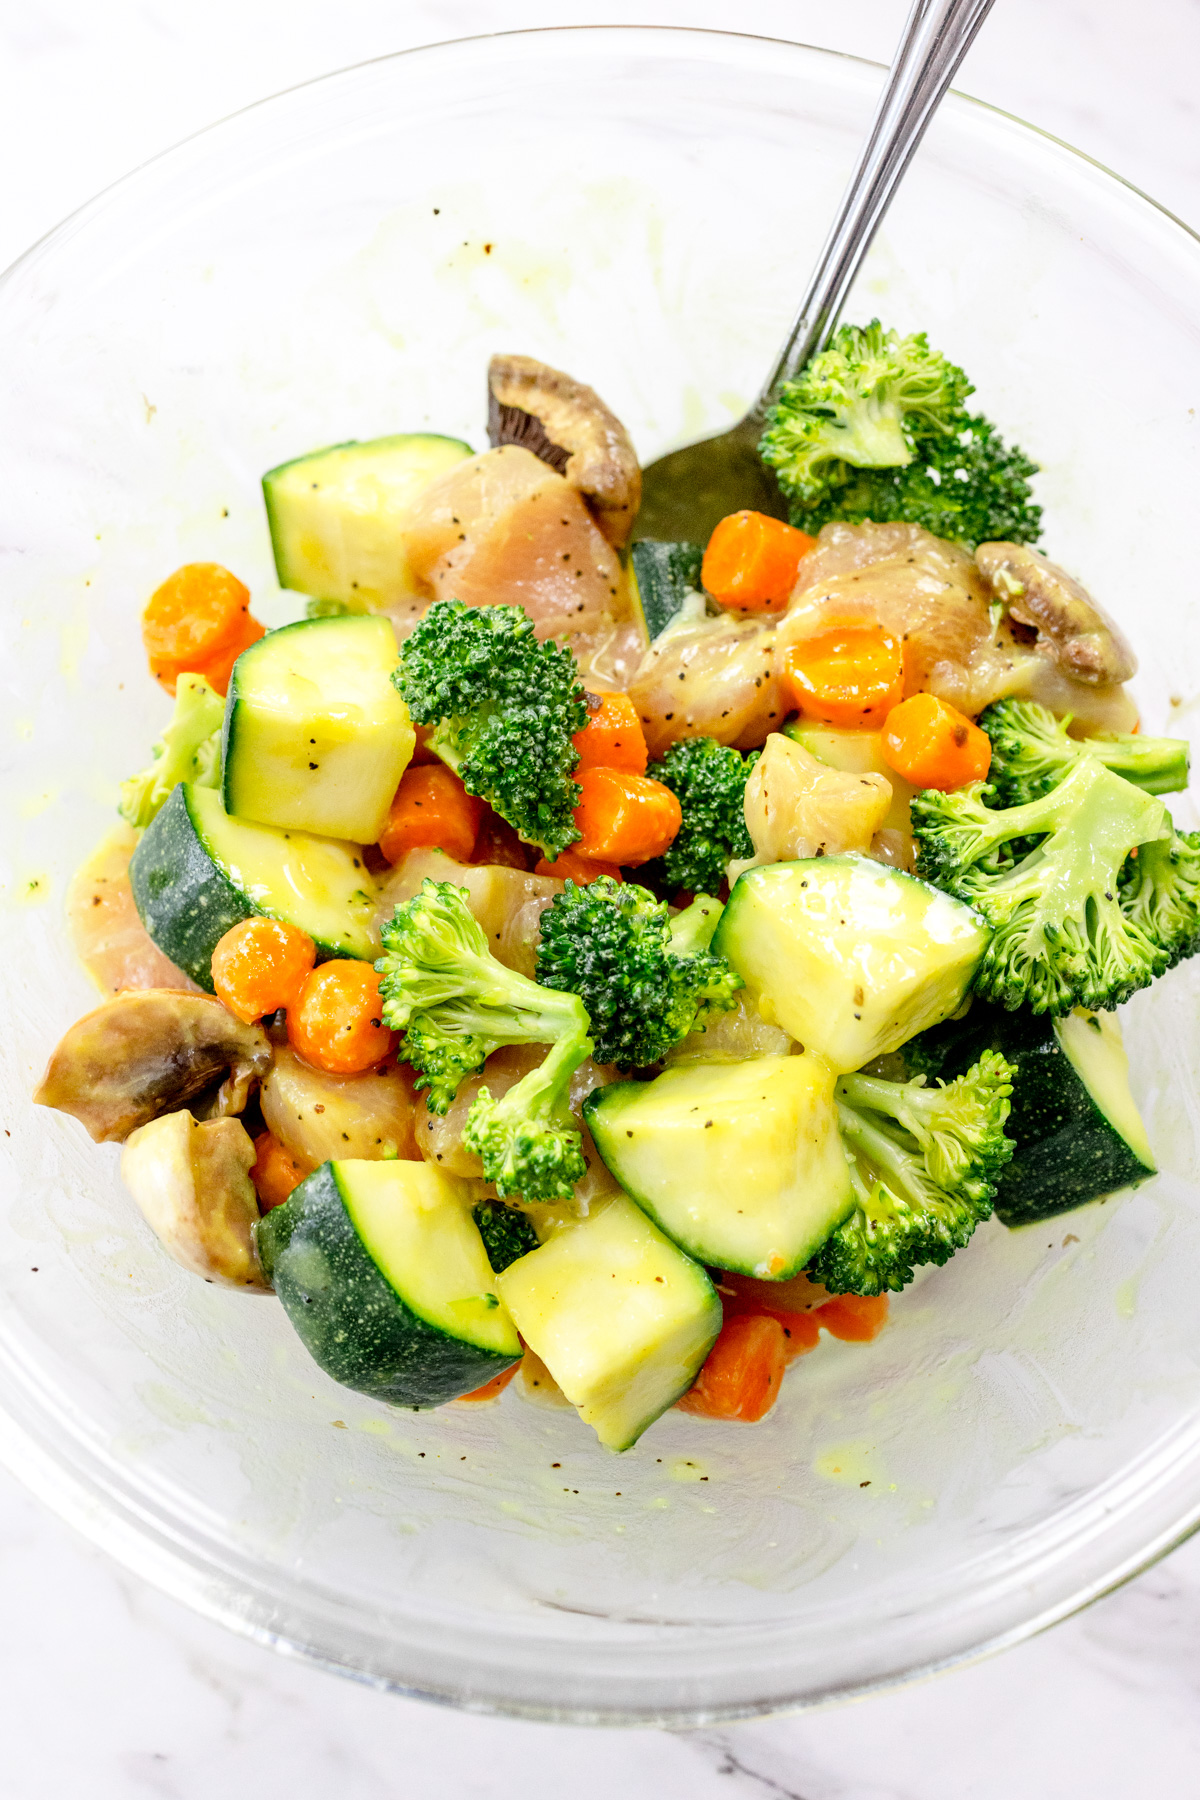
[753,0,998,417]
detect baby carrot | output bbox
[211,917,316,1023]
[572,767,682,866]
[288,961,395,1075]
[814,1293,890,1342]
[534,849,624,884]
[454,1362,521,1404]
[701,510,817,612]
[250,1129,311,1211]
[142,563,265,696]
[780,624,905,728]
[675,1313,788,1422]
[881,693,991,790]
[573,691,648,774]
[378,764,483,865]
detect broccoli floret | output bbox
[911,757,1171,1014]
[472,1199,540,1273]
[392,599,588,861]
[376,878,592,1199]
[535,877,741,1070]
[760,321,1041,548]
[1118,825,1200,970]
[639,737,759,897]
[118,674,224,828]
[810,1051,1015,1295]
[981,698,1189,806]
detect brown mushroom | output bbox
[975,542,1137,686]
[34,990,271,1144]
[120,1111,269,1290]
[487,354,642,548]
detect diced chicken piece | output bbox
[734,734,892,874]
[67,827,201,996]
[627,610,785,759]
[260,1045,421,1172]
[375,847,564,979]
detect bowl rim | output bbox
[4,21,1200,1724]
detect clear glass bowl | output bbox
[3,27,1200,1724]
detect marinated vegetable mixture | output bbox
[36,327,1198,1451]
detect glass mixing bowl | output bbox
[3,26,1200,1724]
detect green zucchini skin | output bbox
[256,1165,520,1407]
[629,541,704,640]
[129,782,253,991]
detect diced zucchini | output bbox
[130,783,378,989]
[629,540,705,641]
[714,855,988,1072]
[585,1055,852,1278]
[262,433,473,609]
[256,1159,521,1406]
[222,615,414,843]
[784,720,916,837]
[496,1195,721,1451]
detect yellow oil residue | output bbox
[9,871,52,908]
[354,1416,393,1437]
[18,788,59,820]
[12,716,33,741]
[815,1440,886,1490]
[1115,1276,1138,1319]
[60,607,90,685]
[647,1496,670,1510]
[667,1456,710,1484]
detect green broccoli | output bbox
[118,674,224,828]
[472,1199,540,1273]
[376,878,592,1200]
[1118,824,1200,971]
[535,877,741,1070]
[811,1051,1015,1295]
[639,737,759,897]
[759,320,1041,547]
[392,598,588,861]
[981,698,1189,806]
[911,757,1171,1014]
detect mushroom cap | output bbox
[120,1110,269,1290]
[975,541,1137,687]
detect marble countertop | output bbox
[5,2,1200,1793]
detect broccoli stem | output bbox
[667,894,725,957]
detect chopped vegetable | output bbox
[251,1128,311,1211]
[675,1313,788,1421]
[118,673,224,829]
[572,766,682,865]
[700,510,816,612]
[1117,823,1200,971]
[536,878,740,1069]
[739,733,893,867]
[121,1112,268,1289]
[378,764,483,865]
[455,1362,521,1403]
[882,693,992,790]
[288,960,395,1075]
[639,736,758,897]
[473,1198,541,1272]
[980,698,1189,806]
[392,598,588,860]
[572,690,648,774]
[533,849,623,884]
[211,917,316,1024]
[780,625,905,728]
[141,563,265,697]
[816,1293,890,1341]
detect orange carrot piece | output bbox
[250,1129,311,1212]
[572,767,682,866]
[573,691,649,774]
[211,917,316,1024]
[718,1269,831,1316]
[675,1313,788,1421]
[534,849,623,884]
[701,511,817,612]
[142,563,265,696]
[815,1293,890,1342]
[378,765,483,865]
[780,625,905,728]
[288,961,396,1075]
[881,693,991,790]
[454,1362,521,1404]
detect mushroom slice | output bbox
[34,990,272,1144]
[975,542,1137,686]
[120,1111,269,1290]
[487,354,642,548]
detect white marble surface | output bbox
[5,1,1200,1792]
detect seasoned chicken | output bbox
[260,1046,421,1171]
[735,733,893,871]
[67,828,201,996]
[627,609,785,758]
[375,847,564,979]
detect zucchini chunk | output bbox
[714,855,988,1072]
[256,1159,521,1406]
[263,432,473,609]
[496,1196,721,1451]
[222,615,414,843]
[130,783,378,990]
[585,1055,852,1278]
[629,540,704,641]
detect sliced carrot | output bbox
[718,1269,830,1316]
[250,1129,311,1211]
[701,511,817,613]
[675,1313,787,1421]
[573,691,649,774]
[142,563,265,697]
[378,764,483,865]
[780,625,905,728]
[881,693,991,790]
[534,849,623,884]
[288,961,396,1075]
[572,767,682,866]
[815,1293,890,1342]
[454,1362,521,1404]
[211,917,316,1024]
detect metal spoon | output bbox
[633,0,999,543]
